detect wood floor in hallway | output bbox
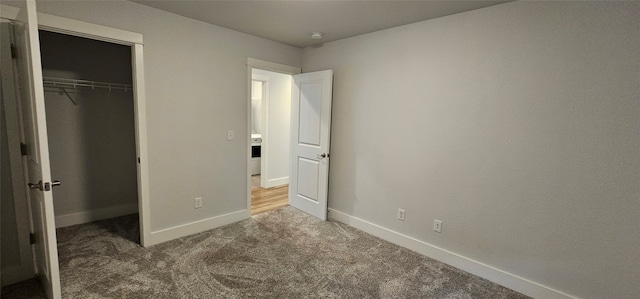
[251,176,289,215]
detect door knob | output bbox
[317,153,328,159]
[28,180,61,191]
[28,181,43,190]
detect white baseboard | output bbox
[55,203,139,228]
[146,209,251,246]
[264,176,289,188]
[328,208,576,299]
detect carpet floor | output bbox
[3,207,530,298]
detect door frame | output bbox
[250,74,268,188]
[1,5,152,246]
[245,58,300,212]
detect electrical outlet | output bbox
[194,197,203,209]
[433,219,442,233]
[227,130,234,141]
[397,209,405,221]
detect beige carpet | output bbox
[3,207,529,298]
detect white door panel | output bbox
[296,158,320,201]
[289,70,333,220]
[14,0,61,298]
[298,80,323,146]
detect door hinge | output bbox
[30,233,36,244]
[20,143,28,156]
[10,43,17,59]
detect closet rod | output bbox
[42,77,133,92]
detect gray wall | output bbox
[39,31,138,218]
[303,2,640,298]
[33,1,302,231]
[30,1,640,297]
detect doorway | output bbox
[39,30,140,232]
[247,59,300,215]
[1,25,142,287]
[249,68,293,215]
[246,60,334,220]
[1,6,150,296]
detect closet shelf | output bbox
[43,77,133,92]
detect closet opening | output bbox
[39,30,140,243]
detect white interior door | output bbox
[0,21,36,287]
[289,70,333,220]
[13,0,61,297]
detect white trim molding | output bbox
[146,210,251,246]
[247,57,301,75]
[37,13,142,45]
[263,177,289,189]
[55,203,139,228]
[131,43,151,247]
[328,208,577,299]
[0,4,142,45]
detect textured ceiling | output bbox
[132,1,510,48]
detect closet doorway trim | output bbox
[35,11,152,247]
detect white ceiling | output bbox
[132,0,510,48]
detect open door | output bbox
[0,20,36,287]
[13,0,61,297]
[288,70,333,220]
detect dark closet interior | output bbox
[39,30,139,232]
